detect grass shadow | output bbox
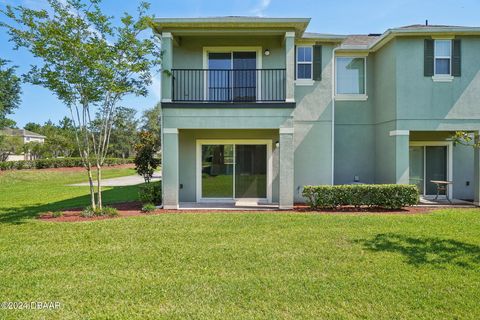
[356,233,480,269]
[0,185,140,225]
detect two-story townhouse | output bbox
[152,17,480,209]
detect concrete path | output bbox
[69,172,161,187]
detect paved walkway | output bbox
[69,172,161,187]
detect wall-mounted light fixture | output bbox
[264,49,270,56]
[275,141,280,148]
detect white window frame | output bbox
[202,47,263,101]
[296,46,313,81]
[334,55,368,101]
[196,139,273,203]
[434,39,452,77]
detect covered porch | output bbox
[407,131,478,206]
[162,127,294,210]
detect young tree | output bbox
[0,58,21,128]
[134,131,160,183]
[1,0,161,209]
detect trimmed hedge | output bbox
[0,157,134,171]
[302,184,419,210]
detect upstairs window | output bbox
[434,40,452,75]
[296,46,312,80]
[335,57,366,95]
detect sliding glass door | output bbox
[201,144,234,198]
[200,142,268,200]
[207,51,257,102]
[235,145,267,198]
[409,144,448,195]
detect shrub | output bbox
[102,206,119,217]
[80,206,96,218]
[138,181,162,205]
[141,203,157,213]
[302,184,419,210]
[51,211,64,218]
[0,157,134,171]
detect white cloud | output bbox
[251,0,271,17]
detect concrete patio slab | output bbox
[179,201,279,210]
[69,172,161,187]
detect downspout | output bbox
[331,45,340,185]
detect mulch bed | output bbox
[38,202,443,223]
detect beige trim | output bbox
[432,75,454,82]
[164,128,179,134]
[335,94,368,101]
[335,51,369,57]
[285,31,296,38]
[389,130,410,136]
[279,128,294,134]
[432,34,456,40]
[161,32,172,38]
[295,79,315,86]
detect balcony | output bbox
[171,69,287,103]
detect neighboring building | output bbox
[152,17,480,209]
[0,128,46,161]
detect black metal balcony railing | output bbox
[172,69,286,102]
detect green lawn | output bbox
[1,169,480,319]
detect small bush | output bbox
[0,157,134,171]
[102,206,119,217]
[302,184,419,210]
[141,203,157,213]
[51,211,64,218]
[80,206,96,218]
[138,181,162,205]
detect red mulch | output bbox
[0,163,134,175]
[38,202,442,223]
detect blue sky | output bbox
[1,0,479,127]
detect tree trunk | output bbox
[96,164,103,210]
[86,162,96,210]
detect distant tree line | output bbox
[21,103,161,160]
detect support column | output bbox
[163,128,179,209]
[390,130,410,184]
[474,132,480,206]
[161,32,173,102]
[279,128,294,209]
[284,32,295,103]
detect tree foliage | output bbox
[0,134,23,161]
[141,102,161,147]
[452,131,480,149]
[103,106,138,158]
[0,58,21,128]
[1,0,161,209]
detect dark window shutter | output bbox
[294,45,297,80]
[424,39,434,77]
[452,39,461,77]
[313,45,322,81]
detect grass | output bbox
[1,169,480,319]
